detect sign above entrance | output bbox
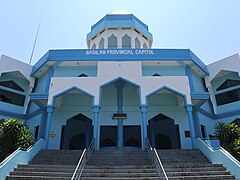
[112,113,127,119]
[86,49,155,56]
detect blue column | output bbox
[193,109,202,138]
[141,105,148,150]
[45,105,54,149]
[185,65,194,92]
[115,80,125,150]
[93,105,100,150]
[39,110,47,139]
[185,104,196,148]
[45,66,54,93]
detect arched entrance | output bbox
[148,113,181,149]
[60,113,93,150]
[99,78,142,149]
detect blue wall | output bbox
[54,66,97,77]
[142,66,185,76]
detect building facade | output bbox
[0,12,240,151]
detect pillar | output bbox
[141,105,148,150]
[45,105,54,149]
[193,109,202,138]
[115,80,125,150]
[185,65,194,92]
[185,104,196,148]
[93,105,100,150]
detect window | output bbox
[0,81,24,92]
[0,95,11,103]
[91,43,96,49]
[34,125,39,141]
[78,73,88,77]
[215,88,240,106]
[99,38,104,49]
[0,89,25,106]
[122,34,131,48]
[216,79,240,91]
[152,73,161,76]
[108,34,117,49]
[143,43,148,49]
[135,38,140,48]
[201,125,207,139]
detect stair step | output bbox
[6,175,71,180]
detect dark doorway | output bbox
[100,126,117,148]
[60,113,93,150]
[69,133,85,150]
[123,126,141,147]
[148,113,181,149]
[155,133,172,149]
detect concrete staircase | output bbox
[6,150,83,180]
[6,149,236,180]
[81,150,159,180]
[158,149,236,180]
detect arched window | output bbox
[99,38,104,49]
[78,73,88,77]
[143,43,148,49]
[135,38,140,48]
[0,81,24,92]
[91,43,96,49]
[122,34,131,48]
[152,73,161,76]
[108,34,117,49]
[216,79,240,91]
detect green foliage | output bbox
[0,118,34,162]
[214,122,240,160]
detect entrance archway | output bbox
[60,113,93,150]
[99,77,141,149]
[148,113,181,149]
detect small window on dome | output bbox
[143,43,148,49]
[91,43,96,49]
[108,34,117,49]
[78,73,88,77]
[122,34,131,48]
[99,38,104,49]
[135,38,140,48]
[152,73,161,76]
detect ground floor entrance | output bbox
[60,113,93,150]
[148,113,181,149]
[100,125,142,149]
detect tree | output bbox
[0,118,34,162]
[214,122,240,160]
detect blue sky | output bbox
[0,0,239,65]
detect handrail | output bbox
[146,138,168,180]
[71,138,95,180]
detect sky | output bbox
[0,0,239,65]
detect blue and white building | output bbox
[0,11,240,151]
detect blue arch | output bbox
[145,85,187,106]
[52,86,95,106]
[99,76,142,106]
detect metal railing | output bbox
[71,138,95,180]
[146,138,168,180]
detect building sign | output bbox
[112,113,127,119]
[86,49,155,55]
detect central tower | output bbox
[87,11,153,49]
